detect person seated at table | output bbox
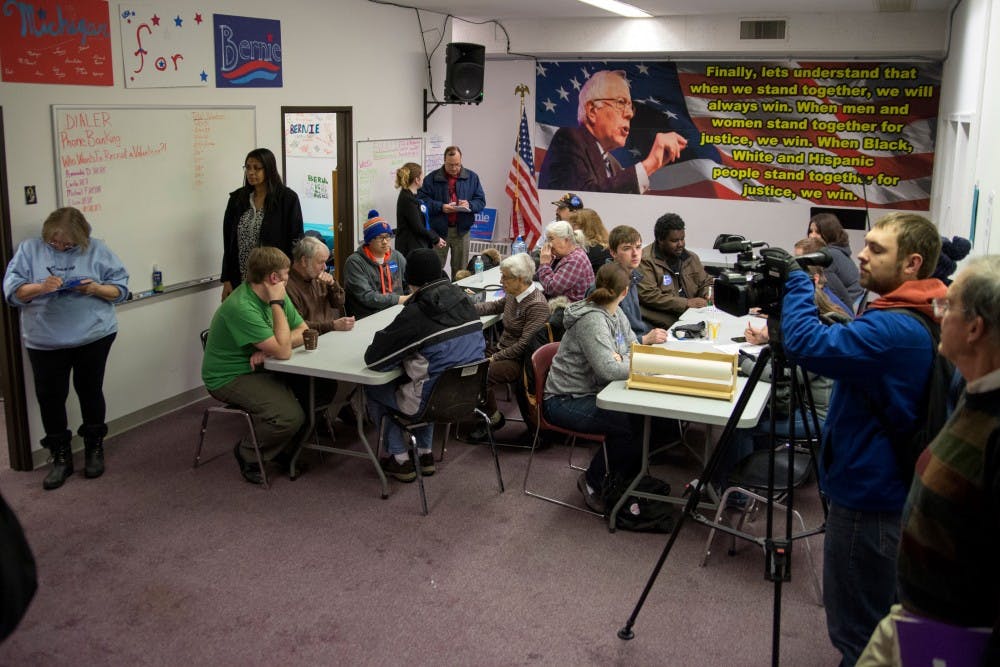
[608,225,668,345]
[808,212,863,310]
[544,263,642,513]
[364,249,486,482]
[344,210,409,318]
[714,282,849,494]
[637,213,713,329]
[286,236,355,334]
[568,208,612,275]
[794,236,853,316]
[537,220,594,302]
[202,247,317,484]
[468,253,550,441]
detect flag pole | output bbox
[512,83,529,240]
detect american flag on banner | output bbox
[505,107,542,248]
[533,60,940,210]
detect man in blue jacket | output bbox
[417,146,486,278]
[779,212,945,666]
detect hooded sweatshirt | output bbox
[343,244,407,318]
[544,299,636,399]
[781,269,947,511]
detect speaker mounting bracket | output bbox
[423,89,482,132]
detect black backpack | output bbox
[864,308,954,487]
[603,475,678,533]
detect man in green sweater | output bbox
[857,255,1000,666]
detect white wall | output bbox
[1,0,432,455]
[969,0,1000,254]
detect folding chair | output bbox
[194,329,269,489]
[378,359,504,515]
[521,342,609,516]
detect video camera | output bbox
[711,234,832,316]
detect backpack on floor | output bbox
[603,475,677,533]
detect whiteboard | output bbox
[52,105,256,295]
[355,137,423,233]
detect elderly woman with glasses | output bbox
[220,147,304,301]
[537,220,595,302]
[343,210,411,318]
[3,207,129,491]
[467,253,550,440]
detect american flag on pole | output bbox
[505,107,542,248]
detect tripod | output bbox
[617,316,828,666]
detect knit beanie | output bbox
[405,248,444,287]
[363,210,393,244]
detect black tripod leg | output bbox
[618,348,771,640]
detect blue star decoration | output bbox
[174,15,183,27]
[200,70,208,82]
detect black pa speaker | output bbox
[444,42,485,103]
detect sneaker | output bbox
[577,473,606,514]
[417,452,435,476]
[381,456,416,483]
[469,413,505,442]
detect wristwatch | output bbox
[268,299,284,307]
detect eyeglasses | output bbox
[591,97,634,114]
[47,240,77,251]
[372,234,392,243]
[932,297,965,318]
[243,164,264,172]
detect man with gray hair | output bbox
[538,69,687,194]
[286,235,355,334]
[857,255,1000,666]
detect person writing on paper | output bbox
[3,207,129,490]
[608,225,668,345]
[857,255,1000,667]
[537,69,688,194]
[468,253,550,442]
[394,162,445,257]
[537,221,594,302]
[808,212,863,311]
[544,263,642,514]
[220,148,304,300]
[343,210,409,318]
[417,146,486,277]
[286,236,355,333]
[638,213,713,329]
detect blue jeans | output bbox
[366,382,432,456]
[823,502,901,667]
[544,394,642,489]
[715,409,821,487]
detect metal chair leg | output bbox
[476,408,504,493]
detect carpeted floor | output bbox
[0,397,838,666]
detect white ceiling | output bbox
[370,0,954,21]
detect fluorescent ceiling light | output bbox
[577,0,653,19]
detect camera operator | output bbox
[777,213,946,667]
[637,213,713,328]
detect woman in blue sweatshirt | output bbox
[3,207,129,490]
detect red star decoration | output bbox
[194,13,202,24]
[267,33,273,43]
[151,14,160,26]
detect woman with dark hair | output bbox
[220,148,304,300]
[3,207,129,490]
[543,263,641,513]
[394,162,444,257]
[808,213,862,309]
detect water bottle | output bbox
[473,254,484,282]
[152,264,163,293]
[512,236,527,256]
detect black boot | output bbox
[79,424,108,479]
[41,431,74,491]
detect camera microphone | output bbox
[717,240,766,254]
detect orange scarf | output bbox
[363,246,394,294]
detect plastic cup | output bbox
[707,320,721,341]
[303,329,319,351]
